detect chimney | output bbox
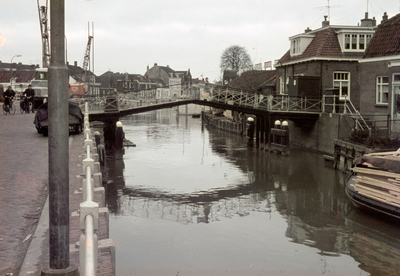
[304,27,312,33]
[154,63,157,66]
[322,16,329,28]
[74,61,77,66]
[382,12,388,23]
[361,12,374,27]
[166,65,169,68]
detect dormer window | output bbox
[342,33,372,51]
[291,38,301,55]
[289,35,313,57]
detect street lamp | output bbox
[11,54,22,63]
[10,54,22,90]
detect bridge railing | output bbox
[210,89,322,112]
[85,91,197,113]
[322,95,370,131]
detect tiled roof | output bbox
[279,28,363,64]
[363,13,400,58]
[159,66,175,74]
[192,78,205,84]
[228,70,276,92]
[0,61,38,71]
[148,78,166,86]
[97,71,125,88]
[0,71,35,83]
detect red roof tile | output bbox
[279,28,363,64]
[363,13,400,58]
[228,70,276,92]
[0,71,35,83]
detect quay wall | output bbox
[288,113,348,155]
[202,111,374,171]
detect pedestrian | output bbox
[23,84,35,113]
[3,86,15,109]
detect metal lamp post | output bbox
[10,54,21,90]
[40,1,78,275]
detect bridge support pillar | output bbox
[246,116,255,147]
[255,116,261,148]
[271,120,289,155]
[103,115,124,159]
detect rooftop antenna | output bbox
[314,0,341,21]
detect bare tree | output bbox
[220,45,252,71]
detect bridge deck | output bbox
[88,99,320,122]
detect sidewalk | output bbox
[0,105,115,275]
[0,110,48,275]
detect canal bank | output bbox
[201,110,386,171]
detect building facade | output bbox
[276,13,380,110]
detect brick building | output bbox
[276,13,378,110]
[144,63,192,97]
[359,12,400,131]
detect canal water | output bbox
[104,108,400,276]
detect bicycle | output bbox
[19,96,32,114]
[2,96,16,115]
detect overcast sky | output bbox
[1,0,399,82]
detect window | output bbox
[333,72,350,99]
[376,76,389,104]
[279,76,285,94]
[343,33,373,51]
[292,40,297,54]
[359,34,365,50]
[351,34,357,49]
[291,38,301,55]
[345,34,350,49]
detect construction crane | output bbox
[37,0,50,68]
[81,35,93,83]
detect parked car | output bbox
[34,100,84,136]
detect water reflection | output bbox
[105,109,400,275]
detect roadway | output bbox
[0,103,114,275]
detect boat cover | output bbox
[353,155,400,174]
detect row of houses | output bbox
[0,60,210,102]
[223,11,400,132]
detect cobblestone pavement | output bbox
[0,107,48,276]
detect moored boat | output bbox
[346,150,400,222]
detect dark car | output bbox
[34,100,84,136]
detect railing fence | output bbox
[79,102,100,275]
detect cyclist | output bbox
[23,84,35,113]
[20,94,30,113]
[3,86,15,111]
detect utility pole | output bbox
[41,1,78,275]
[37,0,50,68]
